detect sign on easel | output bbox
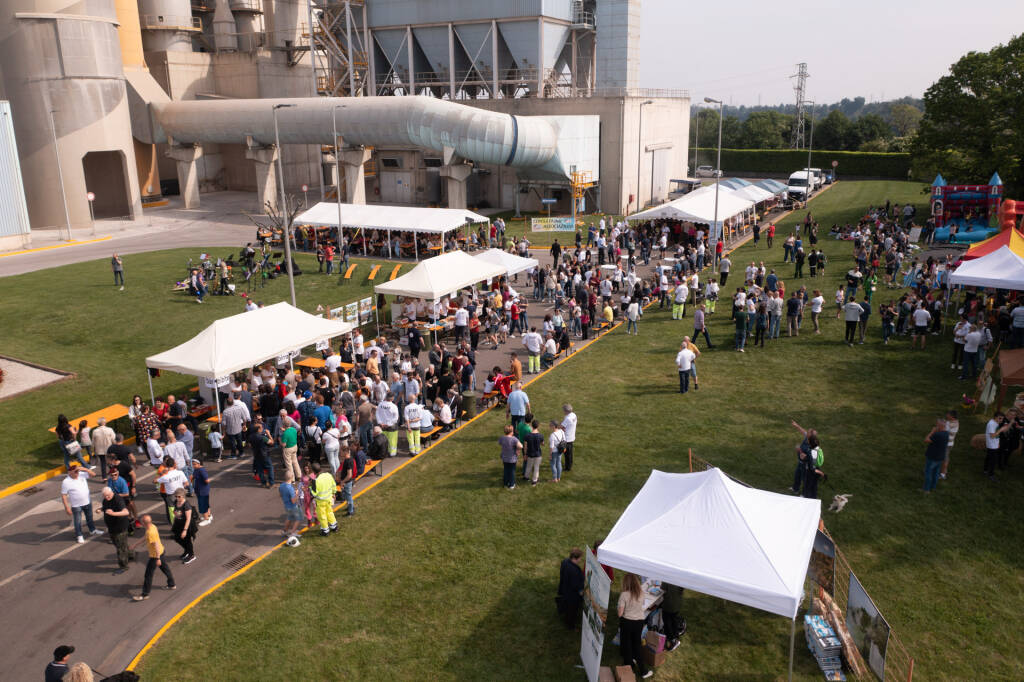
[580,547,611,682]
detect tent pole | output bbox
[788,618,795,682]
[215,386,223,425]
[415,237,419,262]
[375,297,380,338]
[362,228,367,257]
[147,370,155,405]
[387,228,392,258]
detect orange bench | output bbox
[49,403,129,433]
[388,264,402,280]
[343,264,357,279]
[368,264,381,280]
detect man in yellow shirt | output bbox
[131,514,175,600]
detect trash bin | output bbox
[462,390,477,420]
[198,421,214,457]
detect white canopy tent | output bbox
[597,468,820,679]
[373,250,506,301]
[473,248,539,276]
[145,302,355,417]
[730,184,776,204]
[627,189,755,242]
[949,246,1024,290]
[295,202,490,260]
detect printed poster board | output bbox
[846,571,890,681]
[580,547,611,682]
[808,530,836,595]
[532,217,576,232]
[345,302,359,322]
[359,296,373,323]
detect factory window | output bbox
[380,158,402,169]
[423,158,442,168]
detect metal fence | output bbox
[688,452,915,681]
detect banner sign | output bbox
[581,547,611,682]
[315,339,330,351]
[531,216,576,232]
[847,571,890,681]
[203,376,230,389]
[359,296,373,323]
[345,302,359,322]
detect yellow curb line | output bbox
[0,436,137,501]
[0,235,113,258]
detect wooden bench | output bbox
[480,391,500,407]
[388,264,402,280]
[49,403,130,433]
[420,425,443,442]
[343,264,357,279]
[559,342,575,358]
[367,264,381,280]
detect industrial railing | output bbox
[590,87,691,99]
[229,0,263,12]
[571,9,595,28]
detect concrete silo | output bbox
[0,0,142,233]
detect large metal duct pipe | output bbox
[212,0,238,51]
[152,96,559,169]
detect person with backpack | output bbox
[549,421,566,483]
[790,420,821,495]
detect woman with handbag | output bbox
[618,573,652,679]
[171,488,198,564]
[55,414,89,470]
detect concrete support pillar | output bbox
[340,147,371,204]
[440,162,473,209]
[245,144,280,213]
[166,143,202,209]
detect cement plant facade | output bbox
[0,0,689,242]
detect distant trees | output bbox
[912,34,1024,195]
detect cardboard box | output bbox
[645,630,666,653]
[598,666,616,682]
[642,646,667,668]
[613,665,637,682]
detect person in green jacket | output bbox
[310,462,338,536]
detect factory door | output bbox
[380,171,413,204]
[83,151,132,219]
[651,149,671,204]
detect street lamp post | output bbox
[332,104,346,257]
[692,109,699,177]
[273,103,297,307]
[704,97,724,249]
[636,99,653,212]
[806,101,815,190]
[49,109,73,241]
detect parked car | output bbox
[807,167,824,189]
[696,165,723,178]
[787,170,812,201]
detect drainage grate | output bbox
[223,553,254,572]
[18,486,42,497]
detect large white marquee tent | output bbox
[373,250,506,301]
[597,468,820,679]
[296,202,489,235]
[472,248,539,276]
[949,245,1024,290]
[628,189,755,239]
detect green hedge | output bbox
[694,148,911,179]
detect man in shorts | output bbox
[911,302,932,350]
[279,473,302,546]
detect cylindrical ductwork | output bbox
[263,0,304,49]
[153,96,559,170]
[139,0,198,52]
[231,0,263,51]
[0,0,142,231]
[213,0,239,52]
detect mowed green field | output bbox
[0,251,405,485]
[136,181,1024,680]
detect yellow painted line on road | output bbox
[0,436,136,501]
[0,235,112,258]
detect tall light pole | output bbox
[49,109,73,241]
[805,101,815,188]
[332,104,346,253]
[692,108,699,177]
[636,99,653,211]
[273,103,297,307]
[704,96,724,248]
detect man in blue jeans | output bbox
[922,417,949,492]
[338,448,356,515]
[60,464,104,543]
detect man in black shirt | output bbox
[366,426,389,463]
[107,439,139,527]
[556,548,584,628]
[550,239,561,268]
[338,448,356,514]
[45,645,74,682]
[101,487,133,573]
[249,419,274,487]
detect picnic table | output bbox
[48,404,129,433]
[295,357,325,369]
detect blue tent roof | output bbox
[755,179,788,194]
[990,172,1003,186]
[719,178,751,190]
[933,174,946,187]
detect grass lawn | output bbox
[137,180,1024,680]
[0,251,407,485]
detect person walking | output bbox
[280,473,302,546]
[556,548,584,628]
[549,421,566,483]
[693,302,714,349]
[843,296,863,346]
[618,573,652,679]
[131,515,175,600]
[498,424,522,490]
[718,254,731,287]
[338,447,356,515]
[790,420,820,494]
[60,464,103,544]
[676,341,696,393]
[249,418,275,488]
[785,291,801,337]
[984,412,1009,481]
[733,304,748,352]
[111,253,124,289]
[279,419,302,482]
[661,583,686,651]
[171,488,198,564]
[922,418,949,493]
[507,382,530,428]
[90,417,116,478]
[857,296,872,344]
[561,404,578,472]
[940,410,959,480]
[309,462,339,536]
[101,486,133,574]
[809,290,824,334]
[193,459,212,526]
[626,298,640,335]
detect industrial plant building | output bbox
[0,0,689,242]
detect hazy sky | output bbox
[638,0,1024,106]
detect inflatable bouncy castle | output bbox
[931,173,1003,243]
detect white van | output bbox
[787,170,812,200]
[808,168,824,188]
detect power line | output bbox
[790,62,809,149]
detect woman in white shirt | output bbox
[951,316,970,370]
[617,573,651,679]
[809,289,825,334]
[322,425,341,473]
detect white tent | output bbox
[145,302,355,379]
[597,468,820,679]
[473,248,539,276]
[373,250,506,301]
[295,201,489,234]
[730,184,776,204]
[949,246,1024,290]
[628,189,754,239]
